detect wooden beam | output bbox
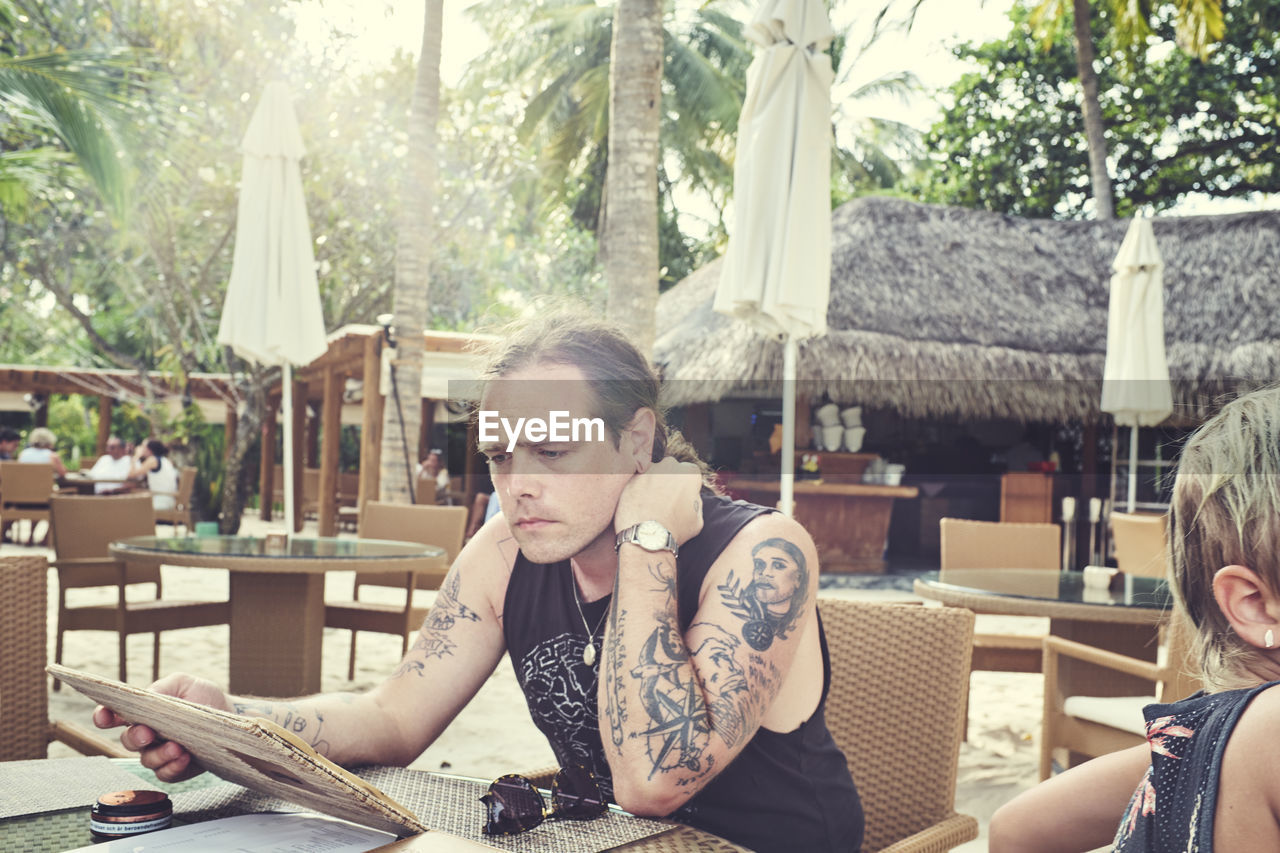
[292,379,306,533]
[96,396,112,457]
[318,368,342,536]
[259,398,277,522]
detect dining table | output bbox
[108,535,446,696]
[914,568,1172,699]
[0,756,748,852]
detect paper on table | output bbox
[63,813,395,853]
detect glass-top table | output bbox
[914,569,1171,622]
[915,568,1175,711]
[110,535,446,696]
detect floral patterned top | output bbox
[1113,681,1280,851]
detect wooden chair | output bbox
[0,555,130,760]
[48,493,230,687]
[1109,511,1169,578]
[0,460,56,545]
[822,597,979,852]
[1040,610,1199,779]
[153,466,197,535]
[325,502,466,679]
[940,517,1061,736]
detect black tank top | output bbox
[503,492,864,852]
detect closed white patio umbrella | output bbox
[1100,215,1172,513]
[714,0,835,517]
[217,81,327,531]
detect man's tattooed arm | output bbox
[603,529,816,814]
[232,694,360,756]
[391,569,482,678]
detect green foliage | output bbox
[915,1,1279,217]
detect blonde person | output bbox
[17,426,68,476]
[93,313,862,852]
[990,386,1280,852]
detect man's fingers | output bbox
[121,723,158,751]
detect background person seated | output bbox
[87,435,135,493]
[130,439,178,510]
[415,448,449,503]
[0,427,20,460]
[17,426,68,476]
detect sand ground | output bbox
[7,513,1046,852]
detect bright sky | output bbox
[291,0,1019,131]
[290,0,1272,215]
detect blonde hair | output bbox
[474,311,710,479]
[27,427,57,449]
[1169,386,1280,691]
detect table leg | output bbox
[228,572,325,697]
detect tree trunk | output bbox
[380,0,441,503]
[603,0,663,358]
[1072,0,1114,219]
[218,369,268,534]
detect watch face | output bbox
[636,520,667,550]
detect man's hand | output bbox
[92,672,231,782]
[614,456,703,545]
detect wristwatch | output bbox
[615,520,679,557]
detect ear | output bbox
[1213,565,1280,649]
[621,408,657,473]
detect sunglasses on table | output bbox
[480,764,607,836]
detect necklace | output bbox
[571,576,610,666]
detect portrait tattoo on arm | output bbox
[717,537,810,651]
[390,571,481,677]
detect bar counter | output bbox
[723,478,918,573]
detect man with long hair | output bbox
[94,313,861,852]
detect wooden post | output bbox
[96,396,113,456]
[259,397,278,521]
[292,380,306,533]
[318,368,341,536]
[358,333,384,514]
[305,399,320,468]
[420,397,434,461]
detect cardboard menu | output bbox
[46,664,429,838]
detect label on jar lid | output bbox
[90,789,173,838]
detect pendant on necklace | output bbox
[583,642,597,666]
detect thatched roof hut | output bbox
[655,197,1280,424]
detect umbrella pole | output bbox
[283,363,295,534]
[1127,424,1138,513]
[780,336,797,518]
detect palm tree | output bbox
[878,0,1225,220]
[1029,0,1224,219]
[380,0,441,503]
[0,41,139,217]
[603,0,664,355]
[461,0,751,286]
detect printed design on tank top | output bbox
[1113,713,1197,848]
[516,631,614,799]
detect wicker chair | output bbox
[325,502,465,678]
[49,493,230,687]
[1040,609,1199,780]
[940,517,1061,736]
[0,460,56,545]
[152,466,197,535]
[820,597,979,852]
[0,555,130,760]
[1108,511,1169,578]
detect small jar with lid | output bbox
[89,790,173,840]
